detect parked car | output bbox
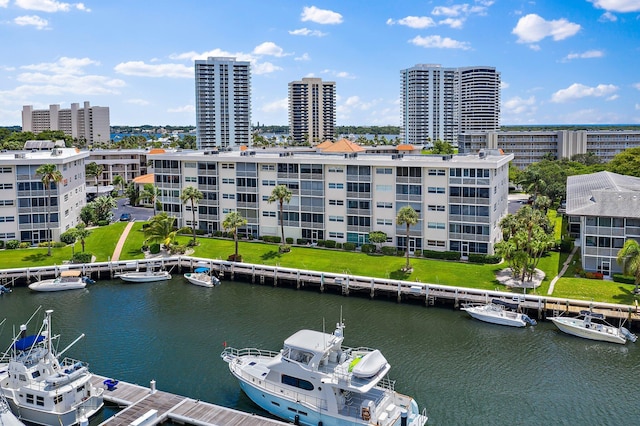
[119,213,132,221]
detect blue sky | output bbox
[1,0,639,127]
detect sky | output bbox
[1,0,640,127]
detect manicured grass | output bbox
[0,246,74,269]
[84,222,128,262]
[118,222,146,260]
[553,277,638,305]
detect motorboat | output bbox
[184,267,220,288]
[116,269,171,283]
[550,310,637,344]
[221,318,428,426]
[0,309,104,425]
[28,270,94,292]
[0,284,11,294]
[0,394,23,426]
[461,299,537,327]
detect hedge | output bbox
[467,254,502,264]
[381,246,399,256]
[5,240,19,249]
[613,274,636,284]
[422,250,461,261]
[360,244,375,254]
[262,235,281,243]
[324,240,337,248]
[72,252,93,263]
[343,242,356,251]
[60,230,77,244]
[149,243,161,254]
[286,237,294,244]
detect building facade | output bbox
[0,148,88,244]
[86,149,153,191]
[152,149,512,256]
[288,78,336,145]
[566,171,640,277]
[401,64,500,146]
[22,101,110,144]
[195,57,251,150]
[458,130,640,169]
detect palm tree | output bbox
[617,239,640,294]
[140,183,161,216]
[85,162,104,198]
[396,205,419,271]
[36,164,63,256]
[143,212,178,249]
[75,223,91,252]
[223,211,247,262]
[267,185,292,247]
[112,175,125,196]
[180,186,203,245]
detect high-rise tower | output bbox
[288,78,336,145]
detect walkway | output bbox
[111,221,135,261]
[547,245,578,295]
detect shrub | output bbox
[19,242,31,249]
[214,231,223,237]
[286,237,294,244]
[297,238,308,245]
[612,274,635,284]
[170,244,187,255]
[559,238,574,253]
[381,246,398,256]
[316,240,326,247]
[279,244,291,253]
[585,272,604,280]
[422,250,461,261]
[72,252,92,263]
[60,230,77,244]
[149,243,161,254]
[343,242,356,251]
[228,254,243,262]
[97,220,109,226]
[468,254,502,264]
[5,240,19,249]
[0,241,4,249]
[360,243,375,254]
[324,240,336,248]
[335,243,343,249]
[142,223,150,229]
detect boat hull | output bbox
[184,273,218,287]
[28,280,86,292]
[5,393,103,426]
[118,272,171,283]
[550,317,627,344]
[462,307,527,327]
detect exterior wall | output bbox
[86,149,151,188]
[288,78,336,145]
[0,148,89,244]
[579,216,640,276]
[152,150,513,256]
[195,57,251,150]
[21,102,110,143]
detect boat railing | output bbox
[221,347,279,361]
[60,357,88,371]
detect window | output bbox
[376,219,393,225]
[376,167,392,174]
[428,205,445,212]
[221,163,235,169]
[329,199,344,206]
[262,180,276,186]
[262,211,276,217]
[185,162,196,168]
[329,215,344,222]
[329,232,344,238]
[222,178,234,184]
[375,184,392,192]
[261,164,275,171]
[281,375,314,391]
[222,193,235,199]
[328,183,344,189]
[54,395,63,404]
[427,187,445,194]
[376,202,393,209]
[427,240,446,247]
[328,166,344,173]
[427,222,445,229]
[185,176,197,182]
[428,169,445,176]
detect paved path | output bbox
[547,245,578,295]
[111,221,135,261]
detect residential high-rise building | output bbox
[195,57,251,150]
[21,101,110,144]
[401,64,500,145]
[288,78,336,145]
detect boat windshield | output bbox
[282,347,314,365]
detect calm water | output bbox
[1,277,639,425]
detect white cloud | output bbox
[288,28,327,37]
[320,69,355,79]
[409,35,471,50]
[607,94,619,101]
[252,62,283,75]
[14,15,48,29]
[512,14,581,44]
[15,0,90,12]
[588,0,640,12]
[386,16,435,29]
[503,95,537,115]
[636,104,640,110]
[261,97,288,113]
[501,81,510,89]
[633,83,640,90]
[0,0,10,7]
[253,42,287,57]
[551,83,618,102]
[301,6,343,25]
[167,105,195,114]
[599,11,618,21]
[114,61,192,78]
[295,53,310,61]
[438,18,464,29]
[21,57,99,74]
[170,48,281,75]
[125,99,150,106]
[564,50,604,60]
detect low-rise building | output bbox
[85,148,154,190]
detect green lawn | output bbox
[118,222,146,260]
[84,222,128,261]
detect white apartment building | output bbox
[86,148,153,189]
[401,64,500,146]
[288,78,336,145]
[22,101,110,144]
[152,149,512,256]
[195,57,251,150]
[458,130,640,169]
[0,148,88,244]
[566,171,640,277]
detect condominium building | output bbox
[458,130,640,169]
[566,171,640,277]
[152,148,512,256]
[288,77,336,145]
[0,147,88,244]
[195,57,251,150]
[86,148,154,191]
[401,64,500,145]
[22,101,110,144]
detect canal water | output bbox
[1,276,639,425]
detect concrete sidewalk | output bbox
[111,221,135,261]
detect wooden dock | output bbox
[92,375,289,426]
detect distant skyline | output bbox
[1,0,639,127]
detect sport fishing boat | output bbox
[0,309,104,425]
[221,319,428,426]
[184,267,220,288]
[0,393,23,426]
[550,310,637,344]
[461,299,537,327]
[28,270,94,292]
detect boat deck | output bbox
[92,374,289,425]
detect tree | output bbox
[36,164,63,256]
[516,160,567,204]
[140,183,161,216]
[180,186,203,245]
[368,231,387,253]
[396,206,419,271]
[143,212,178,248]
[267,185,292,249]
[75,223,91,252]
[85,162,104,197]
[125,183,139,206]
[607,147,640,177]
[223,211,247,261]
[430,140,455,154]
[112,175,125,195]
[91,196,117,223]
[617,239,640,294]
[80,205,96,225]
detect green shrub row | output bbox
[467,254,502,264]
[72,252,93,263]
[613,274,636,284]
[422,250,461,261]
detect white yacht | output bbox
[221,320,428,426]
[0,309,104,425]
[461,299,537,327]
[116,270,171,283]
[0,394,23,426]
[550,310,637,344]
[28,270,93,292]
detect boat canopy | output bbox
[60,270,81,277]
[492,299,519,311]
[13,334,44,351]
[194,267,210,273]
[580,310,605,319]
